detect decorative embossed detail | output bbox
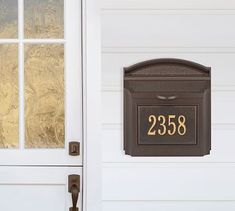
[25,44,64,148]
[24,0,64,38]
[124,58,211,77]
[0,44,18,148]
[0,0,18,38]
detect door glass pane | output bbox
[24,0,64,38]
[0,44,18,148]
[24,44,64,148]
[0,0,18,38]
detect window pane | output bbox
[24,0,64,38]
[0,0,18,38]
[24,44,64,148]
[0,44,18,148]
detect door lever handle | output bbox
[68,175,80,211]
[70,184,79,211]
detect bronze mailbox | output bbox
[124,58,211,156]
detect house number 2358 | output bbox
[147,115,186,136]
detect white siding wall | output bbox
[101,1,235,210]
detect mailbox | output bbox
[124,58,211,156]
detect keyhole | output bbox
[72,145,77,153]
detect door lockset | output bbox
[68,175,80,211]
[69,142,80,156]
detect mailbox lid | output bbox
[124,58,211,80]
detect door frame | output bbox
[82,0,102,211]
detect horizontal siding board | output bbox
[102,91,235,124]
[102,13,235,48]
[102,163,235,200]
[103,201,235,211]
[101,0,235,10]
[102,53,235,88]
[102,127,235,163]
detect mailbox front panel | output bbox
[138,105,197,145]
[124,58,211,156]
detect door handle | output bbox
[68,175,80,211]
[156,95,177,100]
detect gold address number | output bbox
[148,115,186,136]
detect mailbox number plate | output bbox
[138,105,197,145]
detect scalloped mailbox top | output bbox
[124,58,211,78]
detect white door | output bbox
[0,0,83,210]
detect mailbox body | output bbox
[124,58,211,156]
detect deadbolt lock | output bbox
[69,141,80,156]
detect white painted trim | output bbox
[0,39,65,44]
[18,0,24,150]
[65,0,83,163]
[82,0,102,211]
[23,39,65,43]
[0,39,18,43]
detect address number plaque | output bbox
[124,58,211,156]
